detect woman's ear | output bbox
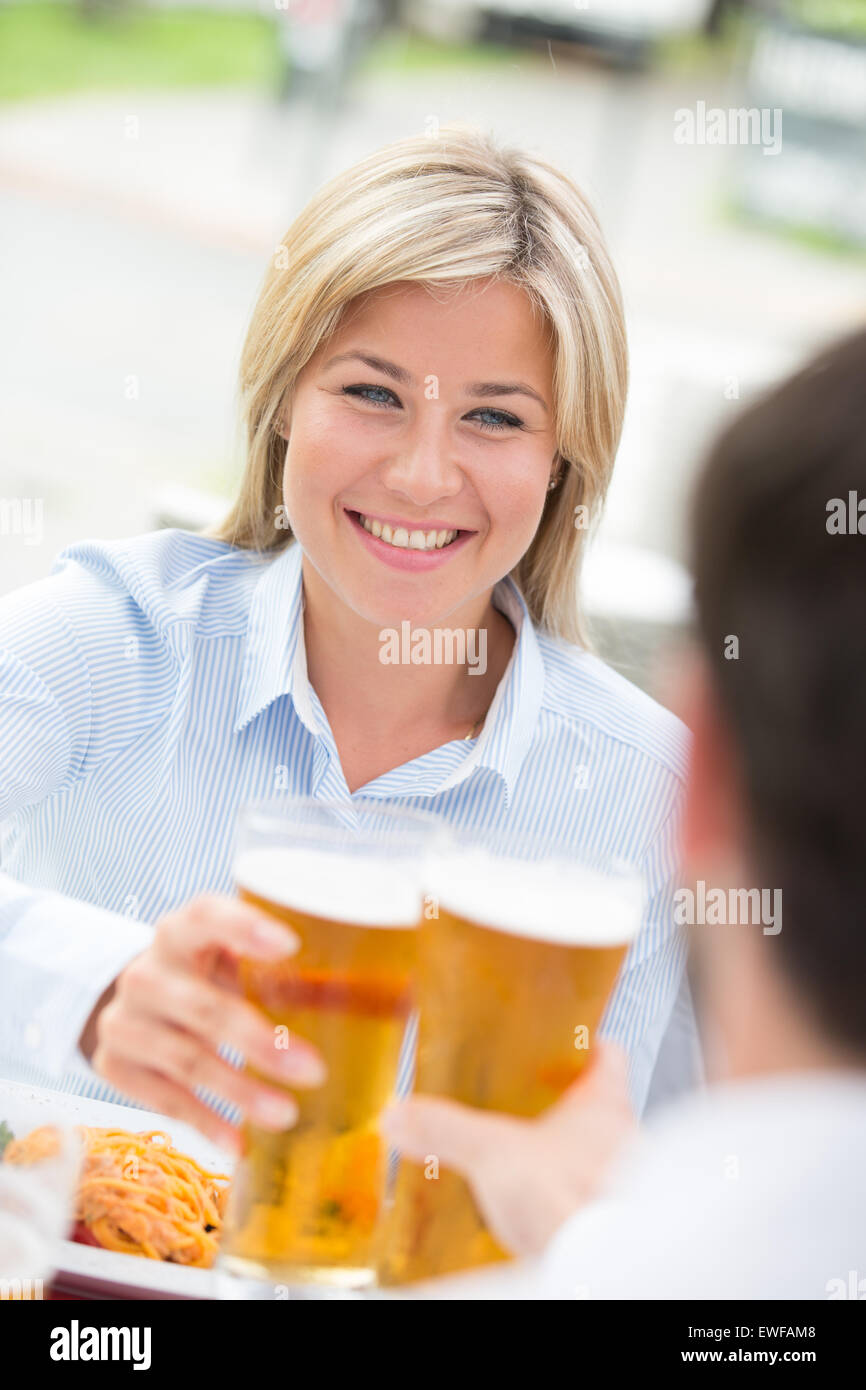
[275,391,294,442]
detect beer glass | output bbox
[220,798,443,1289]
[379,833,645,1284]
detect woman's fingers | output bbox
[154,894,299,967]
[91,1049,243,1157]
[115,953,327,1089]
[96,1002,300,1132]
[90,893,330,1147]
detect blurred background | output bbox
[1,0,865,693]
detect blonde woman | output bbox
[0,127,693,1156]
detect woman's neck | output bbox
[300,557,516,793]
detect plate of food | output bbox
[0,1078,236,1299]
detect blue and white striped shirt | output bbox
[0,529,696,1118]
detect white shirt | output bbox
[395,1070,866,1300]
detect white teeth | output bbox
[357,513,459,551]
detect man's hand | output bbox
[381,1041,636,1257]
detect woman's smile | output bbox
[344,506,476,572]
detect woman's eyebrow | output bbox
[323,351,413,384]
[465,380,549,413]
[323,350,548,412]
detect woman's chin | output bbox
[336,568,505,635]
[332,574,473,633]
[354,601,465,635]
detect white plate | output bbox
[0,1078,234,1300]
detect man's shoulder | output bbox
[535,631,690,787]
[541,1073,866,1299]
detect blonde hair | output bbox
[207,124,628,645]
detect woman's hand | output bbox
[381,1042,636,1258]
[88,894,327,1155]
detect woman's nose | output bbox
[380,416,465,504]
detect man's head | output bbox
[683,327,866,1077]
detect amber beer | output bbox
[220,801,436,1289]
[380,846,644,1284]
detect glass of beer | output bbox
[219,798,444,1290]
[379,833,645,1284]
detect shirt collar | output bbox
[234,541,546,804]
[235,542,315,735]
[434,574,544,805]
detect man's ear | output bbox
[673,646,746,871]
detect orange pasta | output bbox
[3,1124,232,1268]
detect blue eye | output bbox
[342,384,398,407]
[342,386,523,433]
[468,408,524,432]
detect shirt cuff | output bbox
[1,882,154,1081]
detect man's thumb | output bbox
[381,1095,516,1176]
[547,1040,632,1120]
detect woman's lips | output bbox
[344,508,476,572]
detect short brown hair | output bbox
[692,327,866,1056]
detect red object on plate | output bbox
[70,1220,103,1249]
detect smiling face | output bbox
[279,277,559,630]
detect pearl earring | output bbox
[548,456,568,490]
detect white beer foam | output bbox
[234,846,421,927]
[430,849,644,946]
